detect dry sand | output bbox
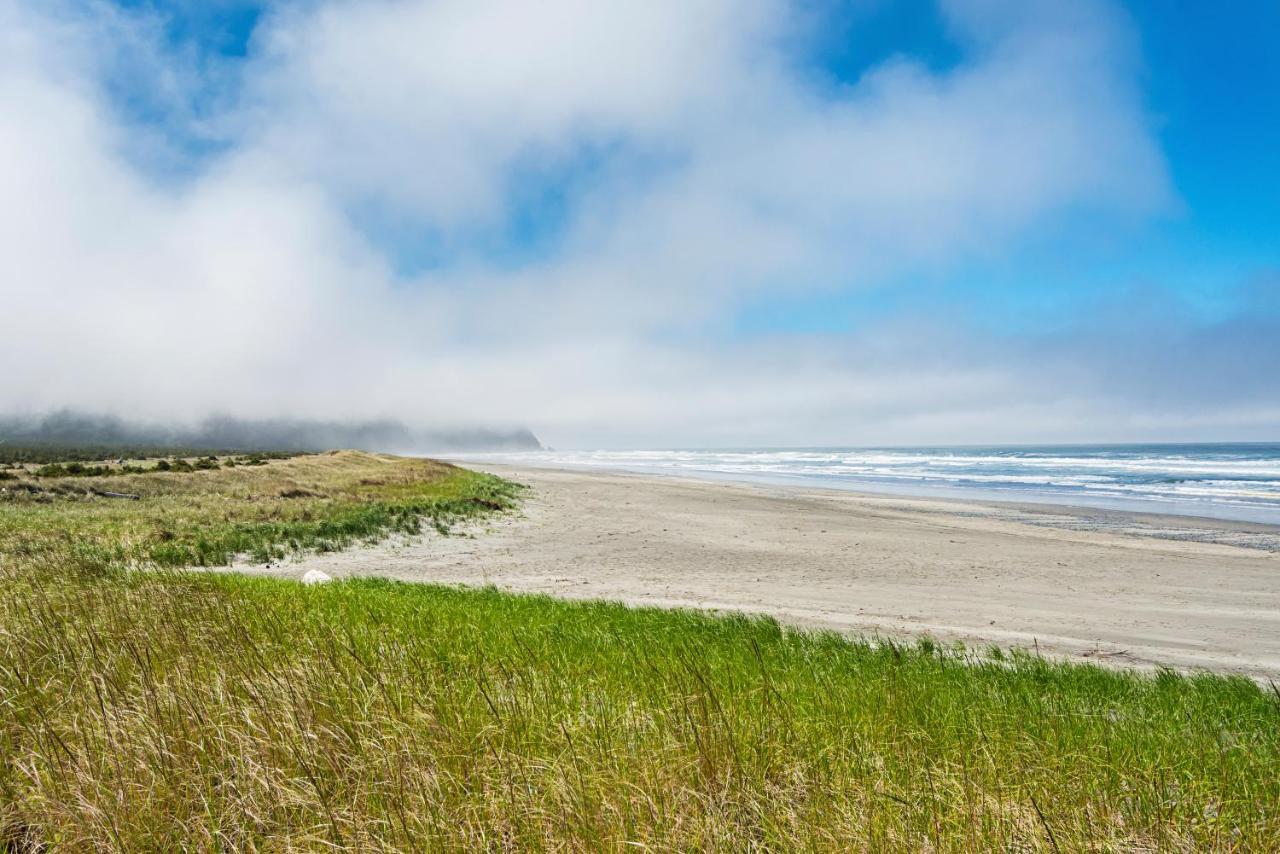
[252,464,1280,679]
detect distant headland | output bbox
[0,410,542,456]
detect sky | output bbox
[1,0,1277,448]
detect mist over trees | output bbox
[0,411,541,455]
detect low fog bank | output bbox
[0,412,542,455]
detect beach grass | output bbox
[1,452,1277,850]
[0,449,518,571]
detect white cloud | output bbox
[5,0,1269,447]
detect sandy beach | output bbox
[265,464,1280,679]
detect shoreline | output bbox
[260,463,1280,679]
[449,458,1280,551]
[446,452,1280,527]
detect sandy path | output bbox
[249,465,1280,679]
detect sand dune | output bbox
[260,464,1280,679]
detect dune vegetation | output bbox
[0,451,1277,850]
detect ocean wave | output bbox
[463,445,1280,523]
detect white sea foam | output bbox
[459,445,1280,524]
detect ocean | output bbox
[460,444,1280,525]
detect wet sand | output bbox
[252,464,1280,679]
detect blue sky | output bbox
[106,0,1279,332]
[744,0,1280,336]
[2,0,1278,445]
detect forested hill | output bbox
[0,412,542,458]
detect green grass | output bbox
[0,452,1277,850]
[0,450,520,569]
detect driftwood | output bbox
[92,490,141,501]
